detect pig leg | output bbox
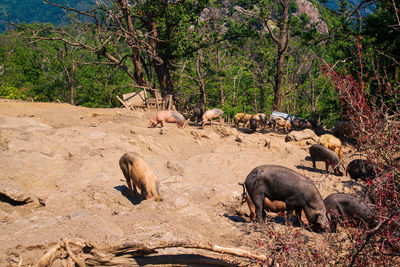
[324,161,330,173]
[285,210,294,226]
[120,164,138,198]
[160,120,165,128]
[295,208,305,227]
[126,178,139,198]
[219,116,223,126]
[312,159,316,169]
[251,194,266,221]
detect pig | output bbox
[239,183,308,224]
[346,159,376,181]
[324,193,376,232]
[271,116,291,132]
[119,152,162,202]
[309,144,344,176]
[244,165,330,231]
[331,121,353,139]
[234,113,252,128]
[309,119,330,136]
[150,110,185,128]
[201,108,224,127]
[319,134,343,159]
[190,106,204,123]
[249,117,258,133]
[291,118,312,131]
[247,113,268,129]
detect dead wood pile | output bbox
[30,239,269,266]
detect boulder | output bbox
[285,129,319,142]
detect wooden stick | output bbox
[144,88,149,109]
[34,240,268,266]
[116,95,131,110]
[65,241,86,267]
[129,84,158,91]
[34,244,63,267]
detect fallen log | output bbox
[32,239,269,266]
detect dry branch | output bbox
[33,240,268,266]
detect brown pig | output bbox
[201,108,224,127]
[150,110,185,128]
[271,116,291,132]
[319,134,343,159]
[234,113,252,127]
[119,152,162,202]
[248,113,268,128]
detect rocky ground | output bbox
[0,99,365,266]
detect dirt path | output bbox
[0,99,364,266]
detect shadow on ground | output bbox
[114,185,144,205]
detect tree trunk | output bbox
[153,61,173,98]
[273,51,285,111]
[309,72,316,112]
[69,62,76,105]
[196,49,206,111]
[147,18,173,99]
[271,0,290,112]
[56,45,76,105]
[118,0,147,87]
[217,49,224,106]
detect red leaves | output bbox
[321,36,400,264]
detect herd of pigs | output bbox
[122,108,377,233]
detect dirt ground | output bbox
[0,99,365,266]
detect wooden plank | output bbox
[116,95,131,110]
[123,91,141,101]
[144,88,149,109]
[155,92,159,110]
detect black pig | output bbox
[309,144,344,176]
[244,165,330,231]
[191,106,204,123]
[291,118,312,131]
[324,193,376,232]
[346,159,375,181]
[249,117,258,133]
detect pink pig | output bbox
[149,110,185,128]
[201,108,224,128]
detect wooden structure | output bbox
[117,86,166,110]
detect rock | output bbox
[201,134,210,139]
[0,182,34,204]
[285,129,318,142]
[235,135,243,143]
[214,126,233,137]
[264,138,271,149]
[294,0,329,34]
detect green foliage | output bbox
[0,0,396,132]
[0,86,28,100]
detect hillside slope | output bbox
[0,99,363,265]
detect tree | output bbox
[10,1,210,104]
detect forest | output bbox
[0,0,399,265]
[0,0,397,127]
